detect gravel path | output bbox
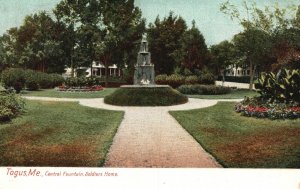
[216,81,252,89]
[24,96,241,168]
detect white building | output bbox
[225,65,250,77]
[63,61,124,78]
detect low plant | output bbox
[0,90,25,122]
[178,85,231,95]
[185,75,199,84]
[235,97,300,119]
[166,74,185,88]
[155,74,168,85]
[255,69,300,103]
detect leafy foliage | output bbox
[178,21,209,71]
[148,12,187,75]
[255,69,300,103]
[0,90,25,122]
[178,85,231,95]
[1,68,64,92]
[1,68,26,93]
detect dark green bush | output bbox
[218,76,251,84]
[25,70,40,90]
[1,68,65,91]
[1,68,26,93]
[198,72,215,85]
[104,86,188,106]
[38,72,64,89]
[49,74,65,88]
[177,85,201,95]
[201,85,231,95]
[178,85,231,95]
[0,90,25,122]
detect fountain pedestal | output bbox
[134,35,155,85]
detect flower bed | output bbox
[235,97,300,119]
[56,85,104,92]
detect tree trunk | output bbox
[249,60,255,90]
[104,60,108,88]
[71,55,74,77]
[90,62,93,78]
[220,68,225,86]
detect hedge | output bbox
[217,76,251,84]
[155,73,215,88]
[1,68,64,92]
[177,84,231,95]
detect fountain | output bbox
[104,34,188,106]
[134,34,155,85]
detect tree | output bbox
[0,29,18,71]
[54,0,82,77]
[220,0,296,89]
[233,28,272,89]
[95,0,145,86]
[148,12,187,75]
[178,21,209,72]
[210,40,236,85]
[4,12,66,73]
[54,0,145,86]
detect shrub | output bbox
[25,70,40,90]
[155,74,168,85]
[166,74,185,88]
[38,72,64,89]
[198,72,215,85]
[201,85,231,95]
[217,76,251,83]
[49,74,65,88]
[1,68,26,93]
[177,85,200,95]
[178,85,231,95]
[104,86,188,106]
[0,91,25,122]
[185,75,199,85]
[255,69,300,103]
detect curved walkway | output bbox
[24,96,241,168]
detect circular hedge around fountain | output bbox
[104,85,188,106]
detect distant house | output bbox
[63,61,124,78]
[225,65,250,77]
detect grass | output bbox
[187,89,258,99]
[21,88,117,98]
[170,102,300,168]
[0,100,124,167]
[104,86,188,106]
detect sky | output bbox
[0,0,298,46]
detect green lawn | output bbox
[188,89,258,99]
[0,100,124,167]
[170,102,300,168]
[22,88,117,98]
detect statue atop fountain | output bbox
[134,34,155,85]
